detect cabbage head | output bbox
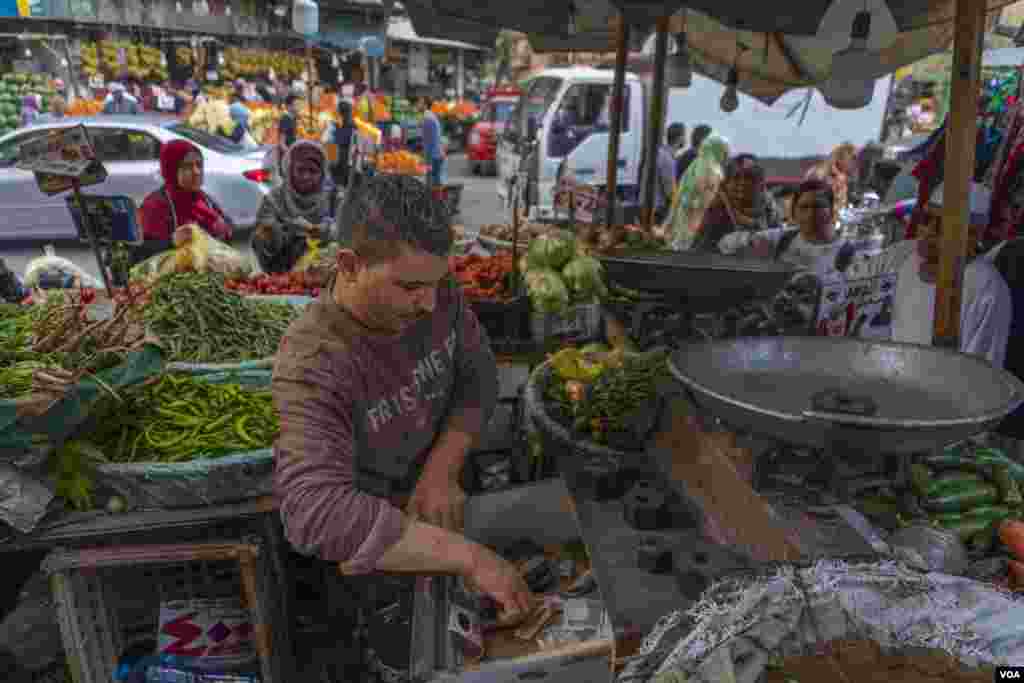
[562,255,607,301]
[526,230,575,271]
[526,268,570,314]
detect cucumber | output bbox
[922,483,999,513]
[924,471,987,498]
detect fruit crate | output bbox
[44,541,291,683]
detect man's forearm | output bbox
[425,428,474,481]
[342,514,477,575]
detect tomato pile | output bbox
[450,252,515,300]
[225,272,321,297]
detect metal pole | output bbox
[934,0,985,345]
[605,20,629,230]
[642,16,669,231]
[72,182,114,299]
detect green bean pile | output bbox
[143,272,302,363]
[88,373,279,463]
[0,303,32,350]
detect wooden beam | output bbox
[605,20,629,230]
[935,0,985,344]
[641,16,669,230]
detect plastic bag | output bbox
[23,245,104,290]
[130,225,251,284]
[888,523,969,575]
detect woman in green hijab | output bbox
[662,134,730,251]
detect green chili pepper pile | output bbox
[87,373,278,463]
[545,348,668,445]
[143,272,302,363]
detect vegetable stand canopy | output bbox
[404,0,1017,103]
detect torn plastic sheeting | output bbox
[93,370,275,509]
[619,559,1024,683]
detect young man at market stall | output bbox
[849,182,1011,366]
[676,123,712,182]
[272,173,531,677]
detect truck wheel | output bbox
[471,163,479,175]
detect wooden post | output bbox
[605,20,629,230]
[642,17,669,231]
[934,0,985,345]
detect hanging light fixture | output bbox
[567,1,578,37]
[664,30,691,88]
[822,4,875,109]
[720,66,739,113]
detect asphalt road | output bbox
[0,154,505,283]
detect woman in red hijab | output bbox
[140,139,233,243]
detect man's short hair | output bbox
[666,122,686,146]
[339,173,453,263]
[691,124,712,149]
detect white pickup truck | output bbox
[496,65,892,222]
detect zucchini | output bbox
[923,448,1024,482]
[924,471,987,498]
[922,483,999,513]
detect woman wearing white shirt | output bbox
[718,179,857,277]
[848,182,1011,367]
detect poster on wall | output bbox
[815,272,898,339]
[409,44,429,86]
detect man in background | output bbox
[677,123,712,182]
[419,96,445,187]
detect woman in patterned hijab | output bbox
[252,140,338,273]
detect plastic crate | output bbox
[530,303,603,343]
[44,541,288,683]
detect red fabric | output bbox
[140,139,231,241]
[905,132,946,239]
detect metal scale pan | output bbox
[599,250,798,313]
[668,336,1024,456]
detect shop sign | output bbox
[815,271,898,339]
[16,126,108,196]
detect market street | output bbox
[0,153,501,282]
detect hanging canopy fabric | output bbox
[402,0,1017,104]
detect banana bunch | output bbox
[176,46,194,66]
[80,42,98,76]
[101,42,120,73]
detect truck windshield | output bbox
[548,83,627,158]
[506,77,561,145]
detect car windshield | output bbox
[167,123,261,154]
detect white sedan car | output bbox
[0,114,272,241]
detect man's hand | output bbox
[464,544,533,618]
[406,469,466,532]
